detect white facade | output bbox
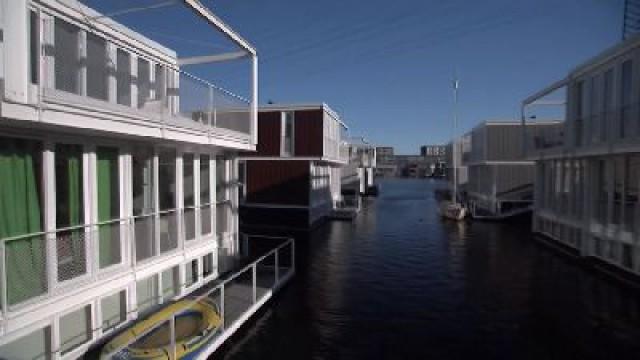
[0,0,257,358]
[524,35,640,277]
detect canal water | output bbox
[215,179,640,360]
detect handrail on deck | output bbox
[101,235,295,359]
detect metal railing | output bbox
[103,236,295,359]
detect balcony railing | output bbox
[101,237,295,360]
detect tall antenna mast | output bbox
[452,74,459,204]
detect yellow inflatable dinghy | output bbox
[100,297,222,360]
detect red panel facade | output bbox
[294,109,324,157]
[246,160,310,206]
[256,111,281,156]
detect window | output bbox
[137,58,151,109]
[159,149,178,252]
[162,266,179,301]
[183,153,196,241]
[216,157,229,234]
[97,147,121,268]
[200,155,212,235]
[116,50,131,106]
[54,18,80,94]
[159,149,176,211]
[132,147,154,216]
[613,157,624,225]
[590,76,601,143]
[55,144,86,282]
[602,69,614,142]
[154,63,165,102]
[0,326,51,360]
[621,60,632,138]
[594,160,609,225]
[29,11,39,85]
[282,111,294,156]
[59,305,92,355]
[86,33,108,100]
[574,81,586,147]
[238,160,246,203]
[133,147,156,262]
[203,253,214,278]
[137,275,159,314]
[625,155,639,233]
[0,138,46,306]
[101,290,126,331]
[185,259,199,287]
[622,244,633,269]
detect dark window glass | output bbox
[29,11,39,84]
[132,147,154,216]
[55,144,84,228]
[183,153,194,207]
[116,50,131,106]
[137,58,150,109]
[200,155,210,204]
[158,149,176,211]
[86,33,107,100]
[54,18,80,94]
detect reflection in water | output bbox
[214,179,640,360]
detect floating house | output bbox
[523,34,640,277]
[0,1,298,359]
[464,121,562,219]
[342,137,377,197]
[239,104,349,230]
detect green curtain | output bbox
[97,147,118,268]
[0,139,46,305]
[65,147,84,278]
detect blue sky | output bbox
[89,0,624,154]
[204,0,623,154]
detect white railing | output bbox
[102,236,295,359]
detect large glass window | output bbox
[54,18,80,94]
[185,259,199,287]
[0,326,51,360]
[574,81,586,147]
[161,266,179,301]
[282,111,294,156]
[0,138,46,305]
[216,157,229,235]
[625,155,640,233]
[133,147,156,262]
[200,155,212,236]
[183,153,196,241]
[101,290,126,332]
[602,69,614,142]
[613,157,624,225]
[590,76,601,143]
[97,147,121,268]
[116,50,131,106]
[158,149,178,252]
[594,160,609,225]
[137,58,151,109]
[59,305,91,355]
[621,60,632,138]
[154,63,165,102]
[86,33,108,100]
[159,149,176,211]
[137,275,159,315]
[29,11,39,85]
[55,144,86,282]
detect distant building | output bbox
[375,146,397,177]
[420,145,447,177]
[342,138,377,197]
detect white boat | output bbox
[440,201,467,221]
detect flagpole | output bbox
[452,75,459,204]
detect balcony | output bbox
[2,0,257,149]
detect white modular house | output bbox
[0,0,258,358]
[465,121,562,219]
[342,137,377,196]
[523,35,640,277]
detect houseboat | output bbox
[239,104,349,230]
[465,121,562,220]
[0,1,297,359]
[342,137,377,197]
[523,34,640,277]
